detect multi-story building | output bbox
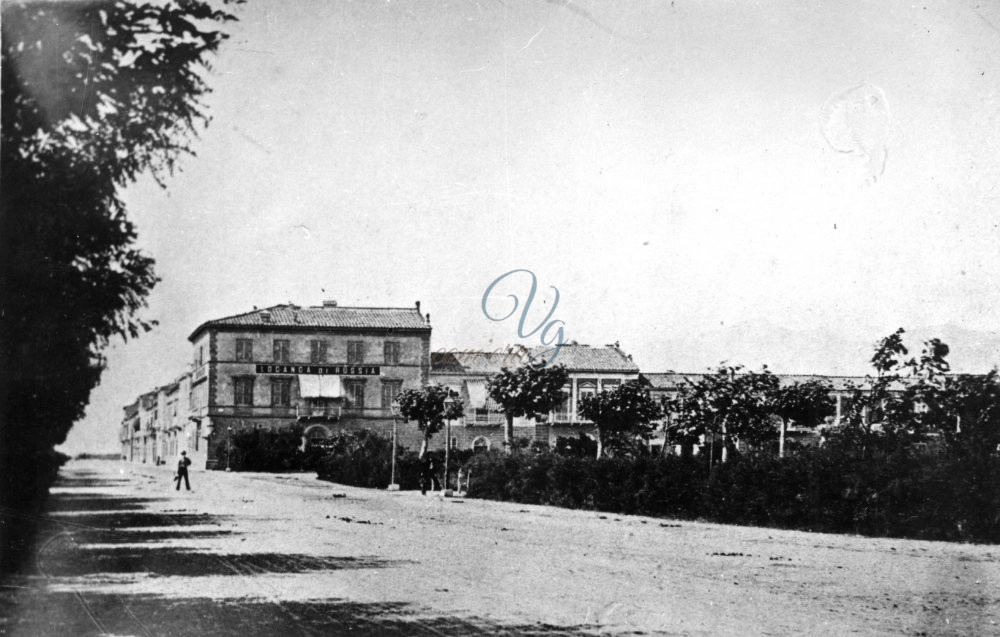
[130,297,951,468]
[120,399,139,460]
[149,371,194,468]
[430,342,641,451]
[185,300,432,469]
[136,390,158,464]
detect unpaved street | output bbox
[3,460,999,636]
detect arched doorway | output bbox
[472,436,489,453]
[303,424,332,450]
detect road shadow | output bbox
[38,543,405,578]
[68,528,235,544]
[45,495,167,512]
[2,464,641,636]
[3,593,614,637]
[4,468,235,575]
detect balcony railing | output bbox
[210,405,297,418]
[297,403,342,420]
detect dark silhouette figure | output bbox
[420,457,440,495]
[175,451,192,491]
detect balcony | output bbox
[468,411,505,427]
[209,405,297,418]
[297,403,342,421]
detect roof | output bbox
[532,343,640,372]
[431,343,640,376]
[189,303,431,341]
[641,372,921,392]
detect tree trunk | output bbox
[503,413,514,453]
[779,418,787,458]
[721,416,729,463]
[419,436,428,459]
[595,429,603,459]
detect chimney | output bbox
[260,310,271,323]
[323,299,338,308]
[415,300,421,313]
[425,312,431,324]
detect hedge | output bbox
[315,430,475,491]
[224,426,326,472]
[463,447,1000,543]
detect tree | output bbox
[1,0,239,569]
[396,385,464,458]
[941,370,1000,456]
[837,329,955,455]
[486,362,568,452]
[771,380,835,457]
[577,380,662,458]
[670,365,779,463]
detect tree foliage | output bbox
[577,380,661,458]
[396,384,464,456]
[772,380,835,456]
[0,0,239,568]
[834,329,958,454]
[670,365,780,459]
[486,362,568,451]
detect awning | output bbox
[298,375,342,398]
[465,379,488,409]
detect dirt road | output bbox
[2,459,999,635]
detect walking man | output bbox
[420,457,440,495]
[175,450,192,491]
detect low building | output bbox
[431,342,641,451]
[641,371,905,453]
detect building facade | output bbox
[124,297,942,469]
[430,342,641,451]
[120,399,139,460]
[184,301,432,469]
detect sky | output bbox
[63,0,1000,453]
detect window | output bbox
[273,339,290,363]
[450,436,458,449]
[306,426,330,445]
[473,437,489,453]
[236,339,253,362]
[553,387,571,421]
[381,380,403,409]
[310,340,328,363]
[271,377,292,406]
[577,383,596,418]
[384,341,401,364]
[345,380,365,408]
[194,345,204,366]
[234,377,255,406]
[347,341,364,364]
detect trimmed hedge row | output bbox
[315,430,476,491]
[463,448,1000,543]
[226,426,326,472]
[230,427,1000,543]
